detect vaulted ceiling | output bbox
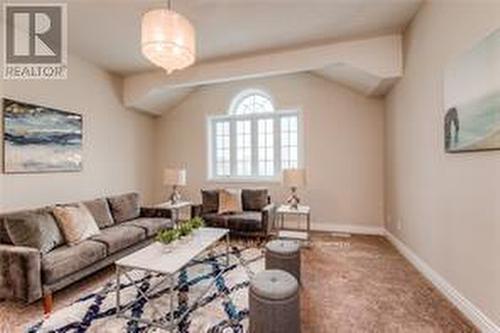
[22,0,422,114]
[66,0,421,76]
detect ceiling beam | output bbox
[124,35,402,115]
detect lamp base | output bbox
[169,186,182,204]
[286,187,300,209]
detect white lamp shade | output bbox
[163,168,187,186]
[141,9,195,73]
[282,169,306,187]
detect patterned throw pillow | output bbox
[4,209,64,254]
[53,204,101,245]
[218,189,243,214]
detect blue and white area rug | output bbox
[28,244,264,333]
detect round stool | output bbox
[265,239,301,283]
[249,270,300,333]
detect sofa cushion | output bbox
[41,240,107,284]
[121,218,173,237]
[90,225,145,254]
[4,209,64,254]
[201,190,219,214]
[227,212,263,232]
[242,189,269,211]
[83,198,114,228]
[202,213,229,228]
[0,216,12,244]
[53,204,101,245]
[0,207,53,244]
[107,192,140,223]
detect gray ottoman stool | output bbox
[249,269,300,333]
[265,239,301,283]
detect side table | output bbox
[276,204,311,246]
[155,201,192,227]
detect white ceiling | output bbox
[62,0,422,76]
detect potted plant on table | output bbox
[156,217,205,249]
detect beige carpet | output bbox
[0,233,477,332]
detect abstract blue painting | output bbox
[3,99,82,173]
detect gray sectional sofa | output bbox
[0,192,172,305]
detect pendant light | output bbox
[141,0,195,74]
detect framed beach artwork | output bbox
[444,29,500,153]
[2,98,82,173]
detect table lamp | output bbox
[164,168,186,204]
[282,168,306,209]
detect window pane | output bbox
[215,121,231,176]
[281,116,298,171]
[258,118,274,176]
[236,120,251,176]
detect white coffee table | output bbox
[115,227,230,331]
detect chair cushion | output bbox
[90,225,146,254]
[251,269,299,300]
[201,190,219,214]
[42,240,107,284]
[227,212,263,232]
[266,239,300,256]
[4,209,64,254]
[83,198,114,228]
[52,204,101,245]
[242,189,268,211]
[121,218,173,237]
[202,213,229,228]
[107,192,140,223]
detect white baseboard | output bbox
[385,230,500,333]
[312,222,385,235]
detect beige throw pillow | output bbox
[218,189,243,214]
[53,203,101,245]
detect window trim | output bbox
[207,108,303,183]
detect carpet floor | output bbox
[0,233,477,332]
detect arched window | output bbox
[209,89,301,180]
[230,90,274,115]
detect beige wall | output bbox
[385,1,500,326]
[0,54,156,212]
[155,73,385,230]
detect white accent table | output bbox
[155,200,192,227]
[115,227,230,332]
[276,205,311,246]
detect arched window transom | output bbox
[231,91,274,115]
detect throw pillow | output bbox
[53,204,101,245]
[201,189,219,214]
[218,189,243,214]
[83,198,114,228]
[107,192,141,223]
[4,209,64,254]
[242,189,269,211]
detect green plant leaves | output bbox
[155,217,205,244]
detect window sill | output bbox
[207,176,281,184]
